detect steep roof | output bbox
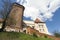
[0,18,4,23]
[34,18,45,23]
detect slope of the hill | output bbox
[0,32,52,40]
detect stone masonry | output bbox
[4,3,25,32]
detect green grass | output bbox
[0,32,53,40]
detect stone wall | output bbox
[5,3,25,32]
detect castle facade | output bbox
[23,18,50,34]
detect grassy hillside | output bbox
[0,32,52,40]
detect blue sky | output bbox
[0,0,60,34]
[46,8,60,33]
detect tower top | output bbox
[12,3,25,10]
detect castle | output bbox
[0,3,50,35]
[23,18,50,34]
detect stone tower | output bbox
[5,3,25,32]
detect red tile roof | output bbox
[34,18,45,23]
[0,18,4,23]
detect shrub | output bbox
[33,33,37,37]
[54,31,60,37]
[44,35,48,38]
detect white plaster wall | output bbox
[0,23,2,29]
[23,20,50,35]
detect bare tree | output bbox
[53,30,60,38]
[1,0,12,19]
[0,0,16,31]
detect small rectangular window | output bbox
[39,25,43,28]
[43,29,44,31]
[40,29,41,31]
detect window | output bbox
[39,25,43,28]
[40,29,44,32]
[39,25,40,27]
[43,29,44,31]
[39,29,41,31]
[32,26,34,29]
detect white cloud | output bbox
[24,6,40,20]
[17,0,60,21]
